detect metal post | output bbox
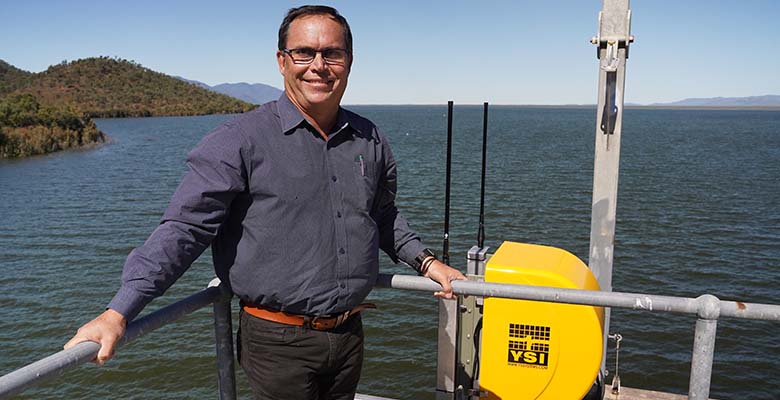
[454,246,489,398]
[210,278,237,400]
[466,246,489,306]
[688,295,720,400]
[589,0,632,370]
[466,246,489,276]
[436,298,457,400]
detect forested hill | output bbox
[1,57,256,158]
[2,57,255,118]
[0,60,34,96]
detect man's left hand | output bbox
[423,261,467,299]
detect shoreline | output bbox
[0,125,113,162]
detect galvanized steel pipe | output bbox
[0,286,221,399]
[375,274,780,322]
[211,279,237,400]
[688,295,720,400]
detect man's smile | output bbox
[304,78,334,86]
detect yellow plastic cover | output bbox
[480,241,604,400]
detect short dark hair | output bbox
[278,5,353,54]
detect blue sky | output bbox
[2,0,779,105]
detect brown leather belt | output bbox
[241,302,376,331]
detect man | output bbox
[65,5,465,399]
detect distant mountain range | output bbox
[177,77,282,105]
[3,58,777,111]
[648,95,780,107]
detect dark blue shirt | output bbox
[108,94,425,321]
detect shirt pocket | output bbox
[353,157,378,212]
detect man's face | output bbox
[277,15,351,114]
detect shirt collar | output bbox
[277,91,361,137]
[277,92,306,133]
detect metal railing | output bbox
[2,274,779,400]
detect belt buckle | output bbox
[305,315,328,330]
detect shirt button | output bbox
[340,283,346,289]
[339,248,345,254]
[337,211,342,218]
[331,175,337,182]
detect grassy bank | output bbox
[0,93,106,159]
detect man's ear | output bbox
[277,50,286,74]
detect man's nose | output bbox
[309,52,328,70]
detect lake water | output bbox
[1,106,778,399]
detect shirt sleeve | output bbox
[374,135,426,269]
[107,123,248,321]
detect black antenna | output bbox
[443,101,453,265]
[477,102,488,248]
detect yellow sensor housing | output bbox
[479,241,604,400]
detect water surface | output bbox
[1,107,778,399]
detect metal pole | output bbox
[589,0,632,371]
[436,101,456,400]
[0,286,221,399]
[688,295,720,400]
[374,274,780,322]
[0,341,100,400]
[443,100,454,265]
[436,297,457,400]
[477,102,488,248]
[210,279,237,400]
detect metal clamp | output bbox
[608,333,623,394]
[590,6,635,61]
[601,41,619,72]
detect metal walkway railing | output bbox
[1,274,779,400]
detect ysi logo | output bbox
[508,349,548,366]
[507,323,551,368]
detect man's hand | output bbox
[423,260,467,299]
[64,309,127,365]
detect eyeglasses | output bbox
[282,47,350,65]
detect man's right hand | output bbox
[64,309,127,365]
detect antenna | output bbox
[443,101,453,265]
[477,102,488,248]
